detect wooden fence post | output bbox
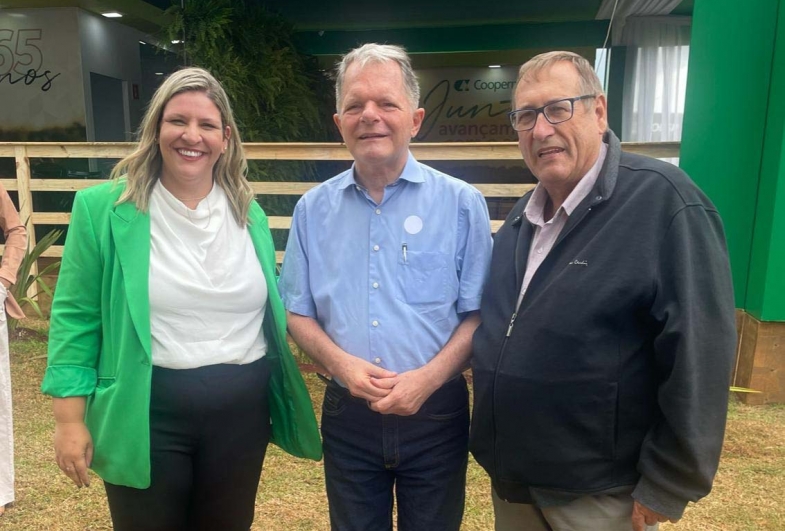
[14,145,37,296]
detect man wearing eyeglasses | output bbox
[470,51,736,531]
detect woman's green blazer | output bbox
[42,181,321,488]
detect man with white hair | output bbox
[470,51,736,531]
[279,43,492,531]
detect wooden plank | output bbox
[0,243,62,257]
[0,146,16,157]
[621,141,680,158]
[244,143,352,160]
[18,143,135,158]
[29,213,507,231]
[735,313,785,405]
[262,216,516,233]
[412,143,521,160]
[267,216,292,230]
[14,147,33,232]
[30,179,109,191]
[245,142,522,160]
[20,179,309,195]
[750,320,785,404]
[244,142,523,160]
[474,183,535,197]
[14,146,38,287]
[41,246,63,258]
[0,141,680,161]
[251,182,318,194]
[14,145,38,256]
[32,213,71,224]
[735,312,758,404]
[251,182,536,197]
[15,179,536,199]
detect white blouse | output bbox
[148,181,267,369]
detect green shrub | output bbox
[8,228,62,330]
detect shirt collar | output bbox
[524,142,608,224]
[336,151,425,190]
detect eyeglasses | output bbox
[508,95,597,131]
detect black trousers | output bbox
[104,356,272,531]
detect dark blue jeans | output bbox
[321,375,469,531]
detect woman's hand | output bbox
[53,397,93,487]
[54,421,93,487]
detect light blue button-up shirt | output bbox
[279,153,492,374]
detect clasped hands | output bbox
[334,356,437,416]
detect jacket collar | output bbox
[595,129,621,202]
[514,129,621,216]
[506,129,622,292]
[336,151,426,190]
[109,200,152,357]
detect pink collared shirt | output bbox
[515,143,608,310]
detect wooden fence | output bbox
[0,141,680,275]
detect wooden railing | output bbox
[0,141,680,273]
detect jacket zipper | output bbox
[490,210,527,493]
[490,310,518,495]
[487,182,606,498]
[505,312,518,337]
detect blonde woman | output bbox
[42,67,320,531]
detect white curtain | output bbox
[597,0,684,44]
[620,16,691,166]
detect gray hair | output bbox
[514,51,604,109]
[334,43,420,112]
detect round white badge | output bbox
[404,215,423,235]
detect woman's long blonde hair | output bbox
[112,67,254,225]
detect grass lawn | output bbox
[3,321,784,530]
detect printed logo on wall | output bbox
[0,28,61,92]
[416,67,519,142]
[1,10,85,134]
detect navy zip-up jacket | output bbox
[470,131,736,519]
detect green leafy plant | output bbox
[8,228,62,331]
[165,0,333,144]
[164,0,340,249]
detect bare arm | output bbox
[287,311,397,401]
[53,397,93,487]
[370,311,480,416]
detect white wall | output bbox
[0,8,85,135]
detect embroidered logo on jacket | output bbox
[568,259,588,266]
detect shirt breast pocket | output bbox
[396,251,448,306]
